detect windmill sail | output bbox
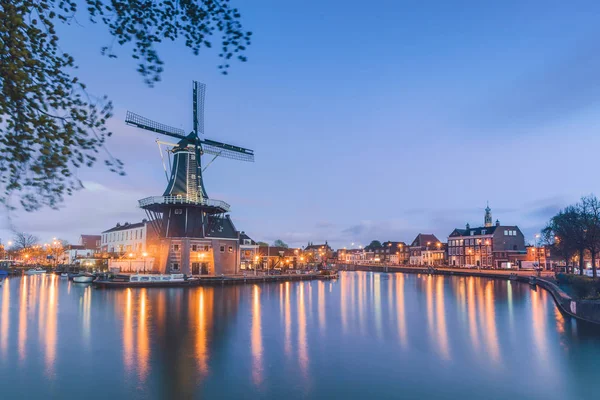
[193,81,206,135]
[201,138,254,162]
[125,111,187,140]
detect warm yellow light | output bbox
[142,252,148,257]
[128,253,134,258]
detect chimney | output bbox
[466,223,470,230]
[116,223,121,227]
[496,219,500,227]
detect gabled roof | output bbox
[449,226,499,237]
[239,231,256,245]
[381,241,408,249]
[410,234,440,247]
[258,246,298,257]
[305,243,332,251]
[102,221,147,233]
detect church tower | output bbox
[484,202,492,227]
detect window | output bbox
[470,231,474,236]
[191,174,196,179]
[173,244,180,251]
[220,245,225,253]
[481,230,486,235]
[172,263,180,271]
[204,246,210,252]
[175,209,183,215]
[228,246,233,253]
[504,230,509,236]
[192,245,197,251]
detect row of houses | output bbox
[336,205,552,269]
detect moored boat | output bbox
[94,273,189,288]
[60,273,69,278]
[73,273,95,283]
[129,273,185,283]
[25,267,46,275]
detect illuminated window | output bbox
[228,246,233,253]
[173,244,180,251]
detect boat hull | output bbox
[73,276,94,283]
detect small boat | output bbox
[25,267,46,275]
[60,273,69,278]
[129,273,185,283]
[94,273,188,288]
[73,273,95,283]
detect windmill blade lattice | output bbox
[125,111,187,140]
[201,139,254,162]
[193,81,206,135]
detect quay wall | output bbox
[336,263,600,325]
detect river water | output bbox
[1,271,599,399]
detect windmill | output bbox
[125,81,254,275]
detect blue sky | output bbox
[3,0,600,248]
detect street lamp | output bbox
[142,252,148,272]
[535,234,541,272]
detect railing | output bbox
[138,196,230,211]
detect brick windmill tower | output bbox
[125,81,254,275]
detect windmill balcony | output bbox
[138,195,231,212]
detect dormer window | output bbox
[175,209,183,215]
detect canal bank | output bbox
[336,263,600,325]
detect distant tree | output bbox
[12,233,39,254]
[545,201,589,275]
[366,240,382,251]
[256,241,269,247]
[581,195,600,278]
[1,0,251,211]
[273,239,289,248]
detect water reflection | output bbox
[45,276,57,378]
[18,276,28,362]
[297,282,308,377]
[435,277,450,360]
[396,274,408,349]
[467,277,480,352]
[284,281,292,357]
[251,285,263,385]
[1,278,10,356]
[2,273,600,399]
[137,289,150,382]
[193,288,209,375]
[483,281,500,365]
[318,281,326,334]
[123,289,134,373]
